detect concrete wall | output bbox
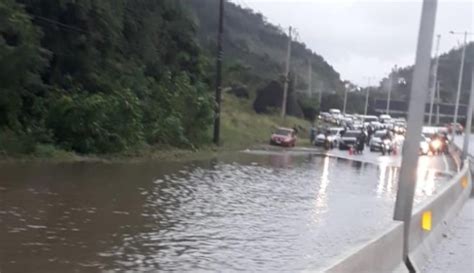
[321,222,406,273]
[407,161,472,271]
[320,160,472,273]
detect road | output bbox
[0,146,458,272]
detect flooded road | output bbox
[0,151,455,272]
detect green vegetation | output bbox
[0,0,326,160]
[184,0,346,117]
[221,94,310,150]
[376,42,474,103]
[1,0,213,157]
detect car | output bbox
[339,130,360,150]
[353,122,364,130]
[314,127,343,148]
[370,121,383,130]
[362,115,379,127]
[393,121,406,134]
[420,136,430,155]
[270,127,296,147]
[340,117,354,128]
[319,112,332,122]
[446,123,464,135]
[379,114,392,124]
[369,130,388,152]
[329,108,341,116]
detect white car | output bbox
[314,127,343,148]
[369,130,388,152]
[420,136,430,155]
[362,115,379,127]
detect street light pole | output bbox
[281,26,293,118]
[386,68,396,115]
[452,31,468,134]
[436,80,441,124]
[308,59,312,98]
[213,0,224,145]
[393,0,437,269]
[428,34,441,125]
[462,68,474,160]
[364,77,373,116]
[343,85,348,114]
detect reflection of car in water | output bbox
[338,130,360,150]
[314,127,343,148]
[270,128,297,147]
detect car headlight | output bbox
[383,139,391,145]
[431,139,441,150]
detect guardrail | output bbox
[320,159,472,273]
[407,160,472,271]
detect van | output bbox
[329,109,341,116]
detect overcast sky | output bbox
[229,0,473,86]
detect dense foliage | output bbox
[0,0,213,154]
[377,43,474,103]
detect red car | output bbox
[270,128,297,147]
[446,123,464,135]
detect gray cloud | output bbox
[230,0,473,86]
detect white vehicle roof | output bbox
[422,126,443,134]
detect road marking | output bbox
[442,154,449,173]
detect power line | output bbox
[32,15,89,34]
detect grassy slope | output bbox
[220,94,311,149]
[0,94,312,163]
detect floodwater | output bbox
[0,152,453,272]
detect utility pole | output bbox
[343,85,348,114]
[364,77,372,116]
[308,60,313,98]
[386,68,395,115]
[319,82,323,112]
[428,34,441,125]
[452,31,467,132]
[213,0,224,145]
[436,80,441,124]
[393,0,437,270]
[281,26,293,118]
[462,68,474,160]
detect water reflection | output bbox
[269,153,292,168]
[377,162,388,198]
[314,156,330,215]
[0,153,452,272]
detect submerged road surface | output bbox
[0,148,458,272]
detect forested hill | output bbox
[184,0,344,93]
[379,42,474,103]
[1,0,213,155]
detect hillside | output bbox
[377,42,474,104]
[1,0,214,155]
[184,0,344,96]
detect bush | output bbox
[47,89,144,154]
[0,129,36,155]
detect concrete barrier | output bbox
[407,161,473,271]
[319,221,407,273]
[319,159,472,273]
